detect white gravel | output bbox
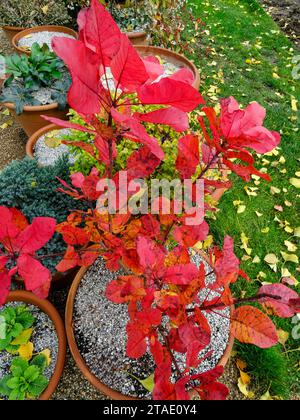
[34,128,75,166]
[73,253,230,399]
[18,31,75,52]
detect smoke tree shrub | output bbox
[0,207,56,304]
[39,1,299,399]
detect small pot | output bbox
[65,252,234,400]
[2,26,25,43]
[5,290,67,400]
[127,31,148,46]
[26,123,65,160]
[12,25,78,55]
[3,102,69,137]
[135,45,201,90]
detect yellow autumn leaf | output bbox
[237,205,246,214]
[41,5,49,14]
[270,186,281,195]
[295,171,300,177]
[294,227,300,237]
[255,211,263,217]
[281,267,292,277]
[261,227,270,234]
[260,390,274,400]
[39,349,51,366]
[253,255,261,263]
[280,252,299,264]
[291,96,298,112]
[238,378,254,398]
[264,253,279,272]
[236,359,247,371]
[277,329,289,346]
[18,342,34,361]
[284,240,297,252]
[272,72,280,79]
[11,328,33,346]
[240,371,251,385]
[1,108,10,116]
[290,178,300,188]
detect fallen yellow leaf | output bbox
[18,342,34,361]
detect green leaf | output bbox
[28,375,48,397]
[10,357,29,377]
[0,375,13,396]
[128,373,155,392]
[24,365,40,382]
[11,328,33,346]
[7,377,20,390]
[9,388,25,401]
[31,354,47,371]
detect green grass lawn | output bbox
[185,0,300,398]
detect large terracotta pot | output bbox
[2,26,24,43]
[3,102,69,137]
[5,291,67,400]
[135,45,201,90]
[26,123,66,160]
[12,25,78,55]
[65,253,234,400]
[127,31,148,45]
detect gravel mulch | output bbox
[259,0,300,49]
[18,31,75,52]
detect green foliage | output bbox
[235,343,289,398]
[0,157,87,272]
[0,306,34,353]
[3,43,65,90]
[0,356,48,400]
[0,43,71,115]
[0,0,71,27]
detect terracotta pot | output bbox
[12,25,78,55]
[3,102,69,137]
[26,123,66,160]
[5,290,67,400]
[127,31,148,46]
[2,26,25,43]
[65,252,234,400]
[135,45,201,90]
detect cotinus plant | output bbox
[34,1,300,399]
[0,207,56,304]
[38,0,300,399]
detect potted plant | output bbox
[0,291,66,400]
[0,0,72,43]
[12,26,78,56]
[33,2,299,400]
[0,43,71,136]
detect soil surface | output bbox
[259,0,300,48]
[0,29,27,170]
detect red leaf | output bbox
[259,283,300,318]
[16,217,56,254]
[41,116,95,134]
[106,275,146,303]
[173,221,209,248]
[137,78,205,111]
[110,34,148,91]
[58,225,90,246]
[56,246,79,272]
[134,107,189,132]
[0,271,11,306]
[168,68,195,85]
[176,134,199,179]
[231,305,278,348]
[179,320,211,368]
[111,108,164,160]
[126,146,161,179]
[168,328,187,353]
[214,236,240,288]
[52,37,102,114]
[136,236,166,271]
[126,324,147,358]
[82,0,121,65]
[164,263,198,285]
[17,255,51,296]
[142,56,164,82]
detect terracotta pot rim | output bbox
[2,25,25,31]
[4,101,61,113]
[5,290,67,400]
[126,30,147,38]
[135,44,201,90]
[12,25,78,55]
[26,123,64,159]
[65,251,234,400]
